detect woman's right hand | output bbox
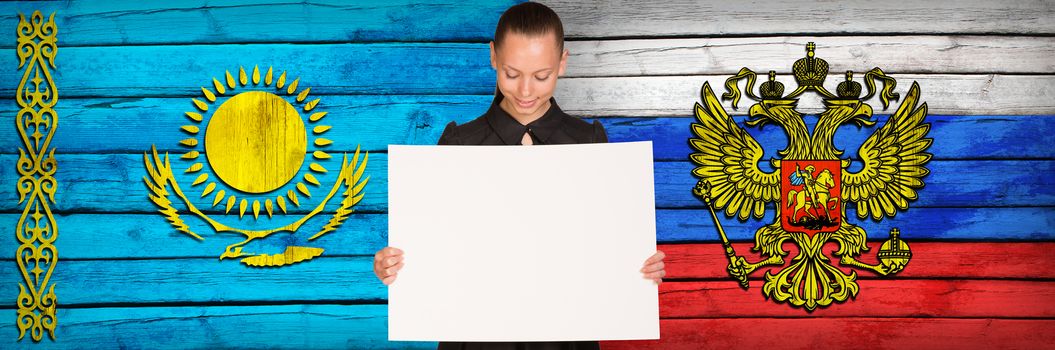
[373,246,404,285]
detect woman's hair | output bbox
[494,2,565,53]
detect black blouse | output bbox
[437,92,607,146]
[433,91,605,350]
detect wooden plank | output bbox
[0,43,496,97]
[654,160,1055,209]
[1,213,389,259]
[1,155,1051,213]
[556,74,1055,116]
[0,257,385,305]
[0,304,434,349]
[4,96,1053,161]
[657,280,1055,318]
[3,250,1051,308]
[550,0,1055,37]
[1,208,1049,260]
[0,95,489,154]
[0,207,1046,259]
[594,115,1055,161]
[0,0,515,46]
[600,318,1055,350]
[566,36,1055,76]
[660,242,1055,280]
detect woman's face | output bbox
[490,31,568,123]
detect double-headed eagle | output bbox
[690,43,932,310]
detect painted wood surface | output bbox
[661,242,1055,280]
[0,0,516,46]
[550,0,1055,37]
[601,318,1055,350]
[5,0,1054,348]
[2,95,1053,160]
[565,36,1055,76]
[2,154,1049,213]
[0,304,436,349]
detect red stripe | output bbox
[660,280,1055,318]
[601,318,1055,350]
[659,242,1055,279]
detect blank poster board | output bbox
[387,141,658,342]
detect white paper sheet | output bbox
[387,141,658,342]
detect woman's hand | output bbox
[373,246,404,285]
[641,250,666,284]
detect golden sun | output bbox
[178,66,334,219]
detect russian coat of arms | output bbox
[690,43,929,310]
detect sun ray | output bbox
[226,196,236,213]
[265,66,273,85]
[181,125,199,134]
[303,173,320,186]
[181,151,200,160]
[265,199,273,217]
[276,196,287,213]
[192,99,209,112]
[287,78,300,95]
[296,183,312,198]
[309,112,327,122]
[185,163,204,173]
[201,87,216,102]
[252,65,260,85]
[225,70,236,89]
[313,125,331,134]
[252,200,260,219]
[315,138,332,147]
[179,138,198,147]
[201,182,216,197]
[309,163,328,173]
[213,189,226,206]
[304,99,320,112]
[313,150,331,160]
[192,173,209,186]
[239,199,248,217]
[239,66,248,86]
[185,112,203,123]
[277,71,287,89]
[296,87,310,103]
[287,189,300,206]
[212,79,226,95]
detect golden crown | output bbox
[720,42,901,110]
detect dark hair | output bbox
[494,2,565,53]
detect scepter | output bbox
[692,180,749,289]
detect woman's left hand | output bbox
[641,250,666,284]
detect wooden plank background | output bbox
[3,0,1054,348]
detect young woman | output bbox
[373,3,666,349]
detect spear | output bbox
[692,180,749,289]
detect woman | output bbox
[374,3,666,349]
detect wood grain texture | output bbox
[0,0,516,46]
[660,242,1055,279]
[0,304,434,349]
[0,249,1050,309]
[1,155,1051,213]
[555,74,1055,116]
[657,280,1055,318]
[0,43,496,97]
[566,36,1055,76]
[595,115,1055,161]
[0,208,1050,260]
[550,0,1055,37]
[0,257,385,305]
[600,318,1055,350]
[3,95,1052,161]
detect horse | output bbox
[787,169,839,222]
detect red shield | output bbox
[781,160,841,236]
